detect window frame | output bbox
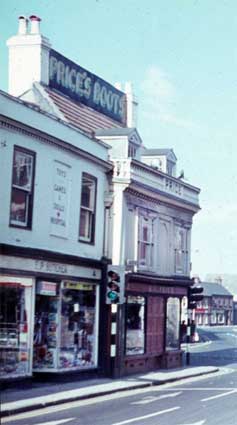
[78,172,97,244]
[125,295,146,356]
[174,226,187,274]
[128,143,137,159]
[165,297,180,351]
[9,145,36,230]
[138,214,154,269]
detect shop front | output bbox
[119,274,189,376]
[0,247,104,380]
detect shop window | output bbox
[10,146,35,229]
[125,296,146,355]
[166,297,180,351]
[33,281,59,370]
[79,173,97,243]
[138,215,154,268]
[60,281,98,369]
[0,280,32,378]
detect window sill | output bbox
[78,238,95,246]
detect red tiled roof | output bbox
[45,87,125,136]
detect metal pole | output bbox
[186,313,191,365]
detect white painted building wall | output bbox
[0,92,110,260]
[104,181,193,276]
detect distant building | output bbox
[205,274,237,300]
[195,281,233,326]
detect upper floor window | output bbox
[138,215,154,268]
[174,227,187,274]
[128,143,137,159]
[10,146,35,229]
[79,173,97,243]
[166,160,174,176]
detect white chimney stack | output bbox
[18,16,28,35]
[7,15,51,97]
[29,15,41,34]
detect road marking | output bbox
[201,389,237,402]
[110,406,180,425]
[32,420,75,425]
[225,333,237,338]
[178,421,206,425]
[130,391,182,405]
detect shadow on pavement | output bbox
[187,347,237,367]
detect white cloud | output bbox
[140,65,194,129]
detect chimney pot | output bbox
[29,15,41,34]
[18,16,28,35]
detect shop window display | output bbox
[0,281,32,378]
[166,297,180,351]
[60,281,97,369]
[33,282,59,370]
[125,296,146,355]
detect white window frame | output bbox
[10,146,35,228]
[128,143,137,158]
[174,226,187,274]
[79,173,97,243]
[138,214,154,269]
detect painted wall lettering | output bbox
[50,161,71,238]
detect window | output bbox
[166,297,180,351]
[125,296,146,355]
[166,160,174,176]
[60,281,98,368]
[174,227,187,274]
[79,173,97,243]
[128,143,137,158]
[138,215,154,268]
[10,146,35,228]
[0,279,33,378]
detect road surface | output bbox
[3,326,237,425]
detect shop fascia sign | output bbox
[49,49,126,124]
[37,281,57,296]
[64,281,93,291]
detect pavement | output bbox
[1,365,219,418]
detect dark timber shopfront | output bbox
[113,273,190,377]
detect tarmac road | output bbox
[2,366,237,425]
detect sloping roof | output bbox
[45,87,125,136]
[142,148,177,159]
[95,127,136,137]
[201,281,233,297]
[95,127,143,146]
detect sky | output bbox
[1,0,237,280]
